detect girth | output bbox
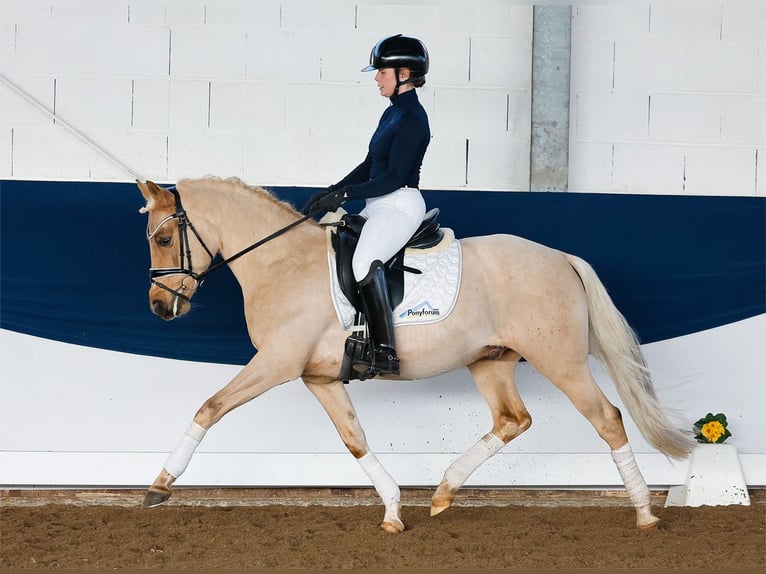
[331,208,443,312]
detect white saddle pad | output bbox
[326,227,462,330]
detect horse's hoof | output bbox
[380,519,405,533]
[635,505,660,529]
[142,489,171,508]
[430,489,454,516]
[637,516,661,530]
[430,503,451,517]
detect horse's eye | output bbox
[156,236,173,248]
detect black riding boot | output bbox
[352,260,400,376]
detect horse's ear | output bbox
[137,180,173,213]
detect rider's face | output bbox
[375,67,411,98]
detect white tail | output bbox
[564,254,693,460]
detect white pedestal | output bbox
[665,443,750,507]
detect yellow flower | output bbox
[701,421,725,443]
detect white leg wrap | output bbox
[358,452,400,506]
[164,422,207,479]
[444,433,505,489]
[611,443,651,508]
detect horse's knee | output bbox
[493,412,532,443]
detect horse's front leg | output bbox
[143,352,297,508]
[303,379,404,533]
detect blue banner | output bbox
[1,180,763,365]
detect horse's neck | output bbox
[187,183,324,282]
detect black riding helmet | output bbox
[361,34,429,84]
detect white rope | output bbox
[0,74,145,181]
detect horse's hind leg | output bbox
[431,351,531,516]
[303,379,405,533]
[535,358,659,529]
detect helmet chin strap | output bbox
[392,67,415,98]
[393,67,402,98]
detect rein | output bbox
[148,186,315,303]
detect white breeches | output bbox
[353,187,426,280]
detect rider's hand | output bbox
[301,185,337,215]
[315,188,348,213]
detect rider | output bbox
[303,34,431,377]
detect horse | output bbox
[136,176,693,532]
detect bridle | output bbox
[146,185,314,311]
[146,186,215,306]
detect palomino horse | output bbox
[137,176,692,532]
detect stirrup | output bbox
[352,346,400,376]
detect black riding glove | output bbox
[315,188,348,213]
[302,185,340,215]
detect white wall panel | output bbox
[722,1,766,43]
[720,96,766,145]
[572,92,649,142]
[570,1,764,195]
[568,142,614,193]
[0,75,54,127]
[12,23,169,77]
[284,84,371,136]
[432,88,511,138]
[164,0,206,27]
[569,39,614,92]
[648,2,724,42]
[168,131,244,180]
[9,126,121,180]
[470,37,531,89]
[572,4,649,41]
[2,315,764,487]
[131,79,170,128]
[246,30,322,83]
[55,77,133,129]
[0,0,532,189]
[280,1,354,32]
[115,130,170,179]
[615,40,758,94]
[212,81,285,133]
[170,27,246,80]
[683,146,759,195]
[419,137,467,189]
[168,80,209,129]
[611,143,686,194]
[649,93,725,144]
[467,135,529,191]
[203,1,281,29]
[48,0,128,24]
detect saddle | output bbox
[330,208,444,313]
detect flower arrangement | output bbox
[693,412,732,444]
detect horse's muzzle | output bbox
[149,289,190,320]
[151,298,178,320]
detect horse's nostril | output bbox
[151,299,166,316]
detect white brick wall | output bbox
[1,1,763,195]
[570,0,765,196]
[0,0,532,189]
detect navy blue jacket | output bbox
[334,90,430,200]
